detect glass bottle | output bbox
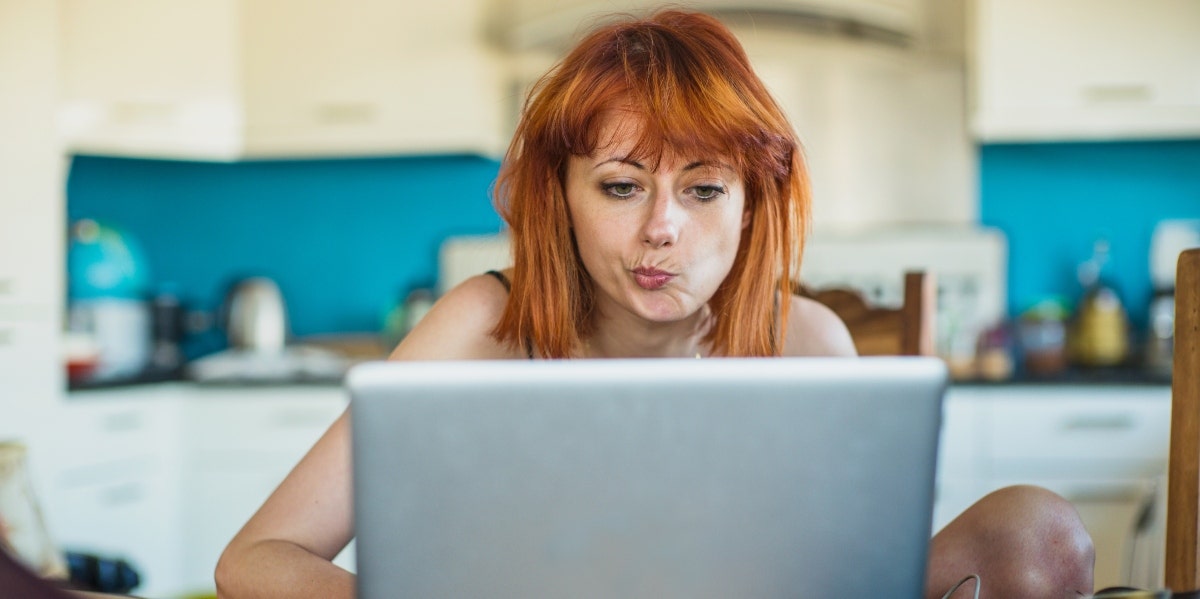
[1068,239,1130,368]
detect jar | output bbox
[1017,299,1070,377]
[0,442,65,578]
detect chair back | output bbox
[797,272,936,356]
[1166,247,1200,591]
[0,548,72,599]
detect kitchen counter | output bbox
[68,374,344,394]
[955,365,1171,388]
[68,364,1172,397]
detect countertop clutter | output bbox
[67,332,391,391]
[63,225,392,390]
[955,221,1200,387]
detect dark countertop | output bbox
[68,371,345,392]
[68,370,184,391]
[69,364,1172,393]
[954,365,1171,388]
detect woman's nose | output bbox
[641,192,681,248]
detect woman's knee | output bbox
[978,486,1092,548]
[972,485,1094,589]
[932,485,1094,597]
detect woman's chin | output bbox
[629,296,695,323]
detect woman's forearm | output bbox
[215,539,355,599]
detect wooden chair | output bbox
[796,271,937,357]
[1167,247,1200,592]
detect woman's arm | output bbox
[214,411,356,599]
[215,274,515,599]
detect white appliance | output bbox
[438,226,1008,362]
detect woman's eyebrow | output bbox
[683,160,735,173]
[592,157,734,173]
[595,157,645,170]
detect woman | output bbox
[216,9,1094,599]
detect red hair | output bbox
[492,9,810,358]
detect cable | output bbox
[939,573,981,599]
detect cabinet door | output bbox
[48,464,184,598]
[58,0,506,159]
[968,386,1171,589]
[971,0,1200,140]
[41,397,185,598]
[178,389,348,594]
[58,0,243,158]
[0,0,63,306]
[932,393,983,532]
[981,390,1171,480]
[240,0,506,158]
[736,27,973,231]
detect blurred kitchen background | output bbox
[3,0,1200,596]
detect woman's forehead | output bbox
[584,109,736,172]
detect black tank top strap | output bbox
[483,270,534,359]
[485,269,511,292]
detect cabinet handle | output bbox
[1061,414,1135,431]
[314,102,378,125]
[110,101,176,125]
[1081,84,1152,104]
[0,277,12,296]
[102,411,143,433]
[0,327,12,346]
[270,409,336,429]
[100,481,144,507]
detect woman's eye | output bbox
[603,182,638,198]
[692,185,725,201]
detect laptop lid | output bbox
[349,357,947,599]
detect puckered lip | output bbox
[631,266,674,276]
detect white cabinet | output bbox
[50,381,1173,594]
[59,0,508,160]
[40,391,185,599]
[0,0,65,454]
[733,26,975,230]
[969,0,1200,141]
[176,386,350,595]
[50,385,349,598]
[935,385,1171,590]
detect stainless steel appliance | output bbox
[223,277,289,352]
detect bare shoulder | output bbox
[388,272,523,360]
[781,294,858,357]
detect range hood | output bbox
[491,0,922,52]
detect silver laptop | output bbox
[349,357,947,598]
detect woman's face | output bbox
[565,111,749,325]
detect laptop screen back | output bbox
[349,357,946,599]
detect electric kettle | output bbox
[222,277,289,352]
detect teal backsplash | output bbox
[67,140,1200,343]
[66,155,504,340]
[980,140,1200,328]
